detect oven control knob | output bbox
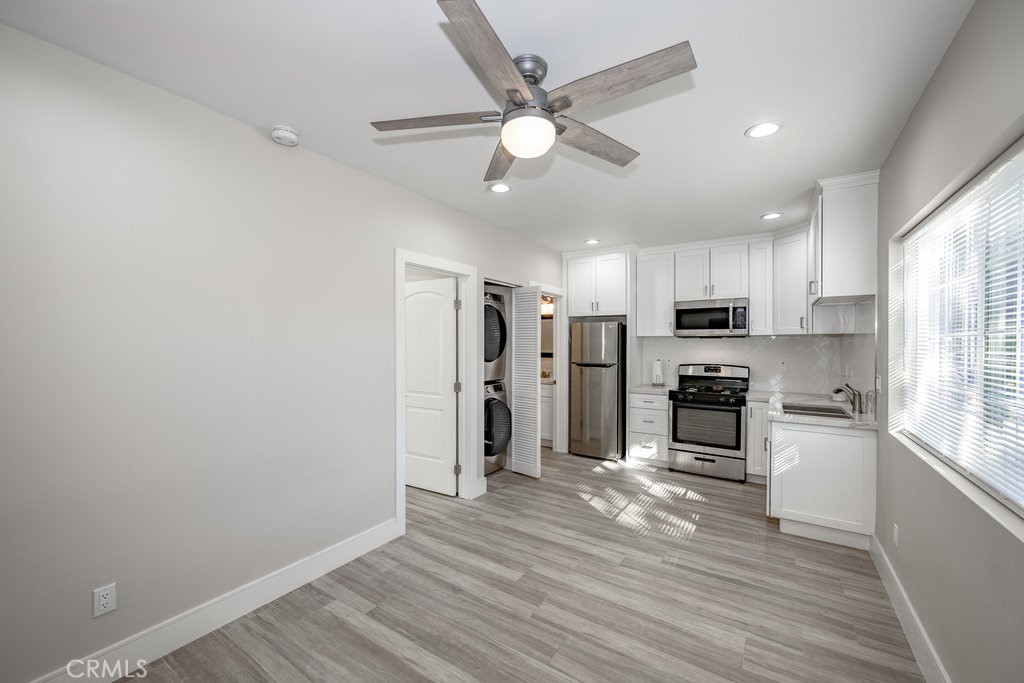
[729,398,737,405]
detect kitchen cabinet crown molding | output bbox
[816,170,880,191]
[561,243,639,259]
[636,232,773,255]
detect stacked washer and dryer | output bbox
[483,286,512,475]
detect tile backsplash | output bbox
[639,334,875,395]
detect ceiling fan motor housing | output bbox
[513,54,547,85]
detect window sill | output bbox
[892,431,1024,545]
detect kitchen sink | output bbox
[782,403,852,419]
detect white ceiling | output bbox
[0,1,974,252]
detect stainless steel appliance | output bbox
[483,290,508,383]
[483,382,511,475]
[674,298,749,337]
[668,364,749,481]
[570,321,625,460]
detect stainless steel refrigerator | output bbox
[570,321,625,460]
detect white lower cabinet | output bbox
[540,384,554,444]
[627,392,669,465]
[745,401,769,477]
[769,421,877,548]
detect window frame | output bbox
[890,134,1024,522]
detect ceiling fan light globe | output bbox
[500,111,556,159]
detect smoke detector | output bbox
[270,126,299,147]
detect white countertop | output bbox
[630,384,670,395]
[756,391,878,430]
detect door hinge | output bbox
[454,464,462,476]
[454,381,462,393]
[453,299,462,310]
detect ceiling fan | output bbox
[371,0,697,182]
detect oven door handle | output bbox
[672,402,744,413]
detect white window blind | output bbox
[902,146,1024,518]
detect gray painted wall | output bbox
[0,25,561,682]
[876,1,1024,680]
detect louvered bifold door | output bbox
[510,286,542,477]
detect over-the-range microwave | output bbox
[674,298,749,337]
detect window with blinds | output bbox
[901,145,1024,518]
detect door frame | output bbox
[529,281,568,453]
[395,249,481,536]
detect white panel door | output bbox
[594,252,627,315]
[745,401,769,476]
[636,252,675,337]
[773,231,809,334]
[404,278,458,495]
[510,286,541,477]
[566,257,595,316]
[709,244,749,298]
[674,248,709,300]
[747,240,773,335]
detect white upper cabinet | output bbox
[673,243,748,301]
[673,248,709,300]
[812,171,879,302]
[566,257,596,317]
[773,230,809,334]
[594,252,628,315]
[747,240,773,335]
[566,252,628,316]
[635,252,675,337]
[709,244,748,298]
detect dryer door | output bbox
[484,397,512,457]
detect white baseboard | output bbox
[32,519,400,683]
[869,535,950,683]
[779,519,870,549]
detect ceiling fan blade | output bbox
[484,141,515,181]
[556,117,638,167]
[547,41,696,117]
[371,111,500,131]
[437,0,534,104]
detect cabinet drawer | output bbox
[629,407,668,435]
[629,393,668,410]
[628,432,668,463]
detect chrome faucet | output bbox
[833,383,863,414]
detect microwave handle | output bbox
[729,302,734,333]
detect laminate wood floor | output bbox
[139,452,922,682]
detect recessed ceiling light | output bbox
[270,125,299,147]
[488,183,510,193]
[745,121,782,139]
[760,212,782,220]
[584,239,601,245]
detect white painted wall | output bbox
[876,1,1024,680]
[0,24,561,682]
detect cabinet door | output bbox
[709,244,748,298]
[674,248,709,300]
[594,252,627,315]
[745,401,769,476]
[807,195,822,305]
[770,423,876,534]
[636,252,675,336]
[566,256,596,317]
[820,182,878,299]
[773,231,808,334]
[747,241,773,335]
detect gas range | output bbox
[667,364,750,482]
[668,364,750,407]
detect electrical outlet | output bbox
[780,361,787,372]
[892,524,900,548]
[93,583,116,617]
[876,374,883,393]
